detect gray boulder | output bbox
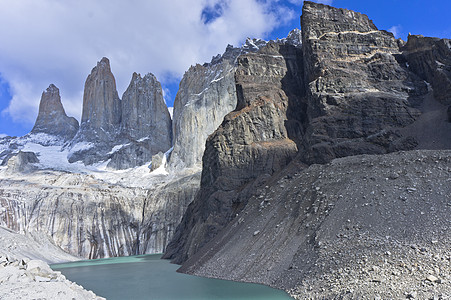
[2,151,39,173]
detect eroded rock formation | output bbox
[31,84,79,141]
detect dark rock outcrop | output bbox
[165,1,432,266]
[300,1,427,164]
[31,84,79,141]
[402,35,451,105]
[164,39,305,263]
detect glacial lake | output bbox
[51,254,292,300]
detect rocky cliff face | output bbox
[68,57,122,165]
[0,169,199,259]
[79,57,122,137]
[168,41,266,171]
[402,35,451,105]
[300,1,427,164]
[164,38,305,263]
[68,58,172,169]
[107,72,172,169]
[31,84,79,141]
[164,1,441,266]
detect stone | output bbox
[149,152,165,171]
[68,57,122,165]
[164,39,304,264]
[300,1,427,164]
[426,274,439,282]
[2,151,39,173]
[402,35,451,105]
[31,84,79,141]
[107,72,172,170]
[447,106,451,122]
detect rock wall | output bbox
[164,40,305,263]
[164,1,439,266]
[402,35,451,105]
[300,1,427,164]
[0,170,199,259]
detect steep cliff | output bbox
[31,84,79,141]
[164,38,305,263]
[108,72,172,169]
[300,1,427,164]
[165,0,441,268]
[0,168,199,259]
[168,38,268,171]
[402,34,451,105]
[68,57,122,165]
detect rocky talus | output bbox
[0,255,103,300]
[179,150,451,300]
[31,84,79,141]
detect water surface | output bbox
[52,254,292,300]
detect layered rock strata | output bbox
[402,35,451,105]
[300,1,427,164]
[164,39,305,263]
[31,84,79,141]
[165,1,435,266]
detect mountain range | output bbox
[0,2,450,299]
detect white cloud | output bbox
[0,134,7,138]
[0,0,297,127]
[388,25,402,38]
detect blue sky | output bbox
[0,0,450,137]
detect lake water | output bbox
[51,254,292,300]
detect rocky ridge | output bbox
[164,1,434,264]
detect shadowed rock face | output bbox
[164,40,305,263]
[31,84,79,140]
[300,1,427,164]
[164,1,433,265]
[402,35,451,105]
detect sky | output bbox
[0,0,450,137]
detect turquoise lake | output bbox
[51,254,292,300]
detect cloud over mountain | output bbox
[0,0,297,127]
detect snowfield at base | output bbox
[1,134,177,188]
